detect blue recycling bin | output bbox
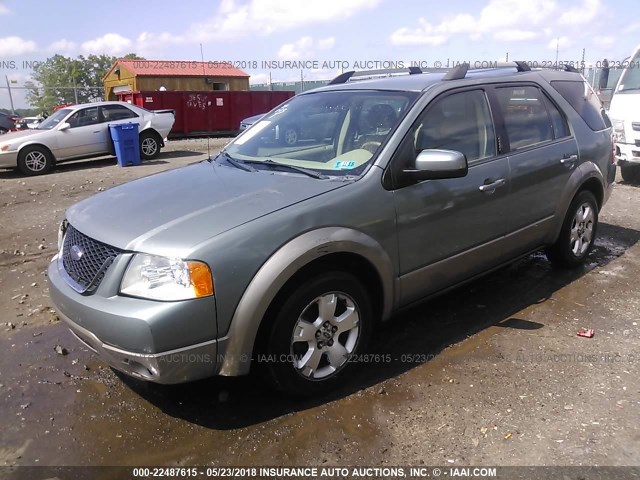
[109,123,141,167]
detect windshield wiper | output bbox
[215,151,257,172]
[244,159,327,179]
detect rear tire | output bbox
[139,131,161,160]
[17,146,53,176]
[261,271,372,397]
[620,165,640,183]
[546,190,598,268]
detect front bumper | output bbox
[48,254,223,384]
[615,142,640,166]
[59,309,221,384]
[0,150,18,168]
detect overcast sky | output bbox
[1,0,638,108]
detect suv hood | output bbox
[66,160,345,255]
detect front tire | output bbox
[620,165,640,183]
[546,190,598,268]
[281,126,298,146]
[262,271,372,396]
[139,131,161,160]
[17,146,53,176]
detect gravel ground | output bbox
[0,140,638,474]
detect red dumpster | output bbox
[116,90,294,137]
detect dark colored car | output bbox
[0,112,18,134]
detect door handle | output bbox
[478,178,506,193]
[93,131,101,133]
[560,154,578,165]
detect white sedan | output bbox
[0,101,175,175]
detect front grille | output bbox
[62,225,121,293]
[632,122,640,132]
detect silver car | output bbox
[49,64,615,396]
[0,101,175,175]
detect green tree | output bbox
[24,54,142,112]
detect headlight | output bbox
[612,119,626,143]
[120,254,214,301]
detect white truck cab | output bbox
[609,44,640,182]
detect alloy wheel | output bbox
[290,292,360,379]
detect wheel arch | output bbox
[217,227,395,376]
[549,162,605,244]
[139,128,164,147]
[18,142,56,163]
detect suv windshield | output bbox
[37,109,72,130]
[225,90,418,176]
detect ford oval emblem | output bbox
[70,245,84,261]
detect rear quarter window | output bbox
[550,80,611,131]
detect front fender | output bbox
[218,227,394,376]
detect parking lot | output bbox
[0,141,639,468]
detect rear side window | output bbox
[494,86,554,151]
[101,105,138,122]
[542,96,569,139]
[550,80,610,131]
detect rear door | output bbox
[389,88,512,305]
[100,104,140,153]
[490,84,577,249]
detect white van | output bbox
[609,45,640,182]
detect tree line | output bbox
[24,53,143,112]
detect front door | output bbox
[389,89,512,306]
[57,106,106,159]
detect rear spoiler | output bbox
[153,109,176,116]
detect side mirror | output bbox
[58,122,71,131]
[403,149,468,180]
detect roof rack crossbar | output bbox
[327,66,423,85]
[514,61,531,72]
[442,63,469,81]
[328,71,355,85]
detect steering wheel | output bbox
[360,141,382,154]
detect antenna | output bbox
[200,43,211,159]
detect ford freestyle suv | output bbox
[48,63,615,396]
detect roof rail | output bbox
[327,66,423,85]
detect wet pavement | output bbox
[0,143,639,474]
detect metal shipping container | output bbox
[116,90,295,137]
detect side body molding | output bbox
[218,227,395,376]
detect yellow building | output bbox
[103,59,250,101]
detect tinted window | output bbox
[543,96,569,139]
[550,80,609,131]
[68,107,99,128]
[495,86,554,150]
[414,90,496,162]
[101,104,137,122]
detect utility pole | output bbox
[555,37,560,67]
[505,52,509,62]
[5,75,16,114]
[73,77,79,104]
